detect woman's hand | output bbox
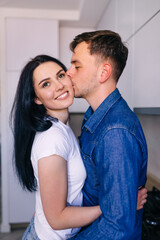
[137,187,148,210]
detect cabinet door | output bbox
[133,12,160,107]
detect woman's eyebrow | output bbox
[56,69,63,76]
[38,69,64,85]
[38,77,50,85]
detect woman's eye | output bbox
[58,73,65,79]
[75,66,80,69]
[42,82,50,88]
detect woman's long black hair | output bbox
[10,55,67,191]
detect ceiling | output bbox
[0,0,110,28]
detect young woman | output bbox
[11,55,101,240]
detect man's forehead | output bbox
[70,50,83,64]
[70,42,91,62]
[74,41,90,53]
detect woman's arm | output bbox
[38,154,101,230]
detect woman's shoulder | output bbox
[32,121,71,161]
[34,121,70,150]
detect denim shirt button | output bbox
[85,128,88,132]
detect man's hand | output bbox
[137,187,148,210]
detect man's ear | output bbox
[34,97,42,105]
[100,63,112,83]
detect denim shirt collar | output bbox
[82,88,121,133]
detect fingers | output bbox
[138,199,147,210]
[137,187,148,210]
[138,188,148,200]
[140,192,148,201]
[141,199,147,205]
[138,205,143,210]
[139,192,148,205]
[141,188,148,195]
[138,187,147,195]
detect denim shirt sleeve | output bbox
[73,128,144,240]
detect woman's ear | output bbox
[34,97,42,105]
[100,63,112,83]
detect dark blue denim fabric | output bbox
[72,88,148,240]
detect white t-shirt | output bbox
[31,120,86,240]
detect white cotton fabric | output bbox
[31,120,86,240]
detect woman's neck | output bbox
[47,109,69,124]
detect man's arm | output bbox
[73,128,145,239]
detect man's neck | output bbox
[87,85,116,111]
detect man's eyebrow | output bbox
[71,60,80,64]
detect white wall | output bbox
[133,1,160,107]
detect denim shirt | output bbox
[74,89,148,240]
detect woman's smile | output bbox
[56,91,69,100]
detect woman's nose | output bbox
[55,80,64,91]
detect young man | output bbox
[67,30,148,239]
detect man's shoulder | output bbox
[102,97,138,131]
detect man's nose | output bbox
[66,67,72,78]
